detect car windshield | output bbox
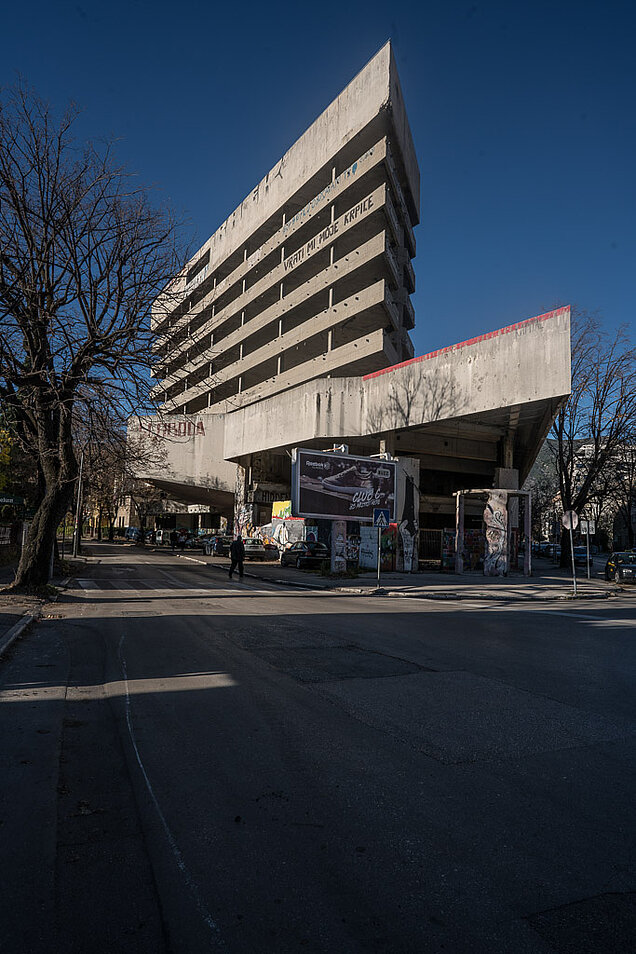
[307,542,327,550]
[617,553,636,564]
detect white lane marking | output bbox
[117,636,226,949]
[474,604,634,623]
[77,578,99,589]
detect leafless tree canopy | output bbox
[548,310,636,561]
[0,82,185,586]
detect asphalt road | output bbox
[1,542,635,953]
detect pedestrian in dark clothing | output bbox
[229,536,245,579]
[170,529,178,551]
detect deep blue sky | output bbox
[1,0,634,355]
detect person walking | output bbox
[170,529,178,551]
[229,535,245,580]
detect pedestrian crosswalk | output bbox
[73,577,219,593]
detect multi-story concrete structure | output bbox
[134,42,572,571]
[151,42,417,416]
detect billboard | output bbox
[292,449,396,522]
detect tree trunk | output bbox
[13,485,72,588]
[559,526,573,569]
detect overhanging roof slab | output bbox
[222,308,571,468]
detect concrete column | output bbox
[455,493,464,574]
[327,329,333,352]
[524,494,532,577]
[278,318,283,337]
[279,282,284,300]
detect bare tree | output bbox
[0,83,185,587]
[551,311,636,565]
[524,443,559,540]
[608,440,636,549]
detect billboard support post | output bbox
[377,526,381,589]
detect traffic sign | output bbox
[580,519,595,535]
[561,510,579,531]
[0,494,24,507]
[373,508,390,528]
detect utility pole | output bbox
[73,449,85,558]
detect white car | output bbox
[243,537,267,560]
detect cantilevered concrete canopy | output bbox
[222,308,571,481]
[132,307,570,519]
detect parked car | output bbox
[124,527,140,541]
[604,552,636,583]
[154,529,168,546]
[203,535,233,556]
[280,540,330,569]
[243,537,267,560]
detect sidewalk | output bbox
[0,562,69,658]
[171,550,619,602]
[0,564,43,656]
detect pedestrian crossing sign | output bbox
[373,508,390,528]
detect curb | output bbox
[0,609,41,659]
[0,576,71,661]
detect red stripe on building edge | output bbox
[363,307,570,380]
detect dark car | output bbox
[573,546,588,567]
[280,540,329,569]
[604,552,636,583]
[203,535,232,556]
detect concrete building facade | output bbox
[151,42,417,418]
[135,42,572,571]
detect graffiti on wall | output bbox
[483,490,508,576]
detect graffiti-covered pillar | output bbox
[483,490,509,576]
[395,457,419,572]
[331,520,347,573]
[234,463,254,537]
[455,493,464,574]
